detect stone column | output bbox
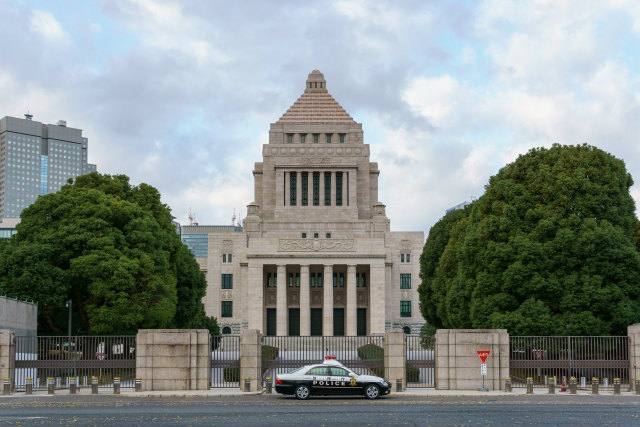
[0,330,15,386]
[276,169,284,207]
[284,172,290,206]
[296,171,302,207]
[240,329,263,392]
[384,329,406,391]
[319,170,325,206]
[370,261,386,335]
[331,172,336,206]
[349,169,357,206]
[276,265,287,336]
[435,329,509,390]
[341,171,348,207]
[300,265,311,336]
[323,264,333,336]
[630,325,640,390]
[346,265,357,336]
[247,262,264,332]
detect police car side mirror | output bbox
[349,373,356,377]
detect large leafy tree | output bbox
[0,173,217,335]
[419,144,640,335]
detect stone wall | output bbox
[0,296,37,336]
[435,329,509,391]
[629,324,640,390]
[136,329,210,391]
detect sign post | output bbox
[476,350,491,391]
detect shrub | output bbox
[357,343,384,378]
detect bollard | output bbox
[526,377,534,395]
[244,377,251,392]
[25,378,33,395]
[569,377,577,395]
[396,378,403,392]
[636,379,640,396]
[113,377,120,395]
[505,378,512,393]
[135,377,142,392]
[70,377,77,395]
[592,378,599,395]
[3,378,10,396]
[548,377,555,394]
[91,377,98,395]
[266,377,272,394]
[581,377,587,388]
[603,378,609,389]
[47,377,55,395]
[613,378,620,395]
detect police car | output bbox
[274,355,391,400]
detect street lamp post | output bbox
[65,299,72,337]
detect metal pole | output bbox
[66,299,72,337]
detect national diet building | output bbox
[189,70,424,336]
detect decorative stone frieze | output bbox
[278,238,355,252]
[301,157,331,165]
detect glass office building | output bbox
[0,115,96,219]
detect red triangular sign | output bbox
[476,350,491,363]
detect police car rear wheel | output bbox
[364,384,380,399]
[295,384,310,400]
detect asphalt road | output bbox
[1,394,639,426]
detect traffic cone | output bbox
[560,377,567,392]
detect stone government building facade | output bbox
[189,70,424,336]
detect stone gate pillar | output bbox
[0,330,15,387]
[384,329,406,391]
[435,329,509,390]
[629,324,640,390]
[240,329,262,392]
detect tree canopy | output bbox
[0,173,218,335]
[419,144,640,335]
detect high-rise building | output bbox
[0,115,96,219]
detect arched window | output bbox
[403,326,411,335]
[222,326,232,335]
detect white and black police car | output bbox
[274,355,391,400]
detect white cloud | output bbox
[29,9,69,43]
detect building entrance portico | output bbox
[259,261,376,336]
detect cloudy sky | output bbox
[2,0,640,234]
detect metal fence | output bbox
[14,336,136,390]
[261,336,385,384]
[405,335,435,387]
[509,336,629,388]
[211,335,240,388]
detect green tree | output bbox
[419,144,640,335]
[0,173,215,335]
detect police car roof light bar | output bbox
[325,355,337,360]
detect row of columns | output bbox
[284,171,352,207]
[276,264,358,336]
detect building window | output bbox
[336,172,343,206]
[287,134,293,144]
[311,273,315,287]
[324,172,331,205]
[400,301,411,317]
[301,172,308,206]
[302,233,307,238]
[228,253,232,262]
[326,134,332,144]
[313,232,319,238]
[288,272,300,287]
[326,233,331,238]
[221,301,233,318]
[313,172,320,206]
[403,326,411,334]
[290,173,297,205]
[400,274,411,289]
[222,274,233,289]
[400,254,404,263]
[359,273,367,288]
[222,326,232,335]
[223,254,227,263]
[334,272,344,287]
[266,273,272,287]
[317,273,323,287]
[301,134,306,144]
[313,134,319,143]
[339,134,345,144]
[407,254,410,262]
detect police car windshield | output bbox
[287,367,305,374]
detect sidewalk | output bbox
[3,387,638,398]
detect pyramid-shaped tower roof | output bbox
[276,70,357,125]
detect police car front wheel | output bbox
[295,384,311,400]
[364,384,380,399]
